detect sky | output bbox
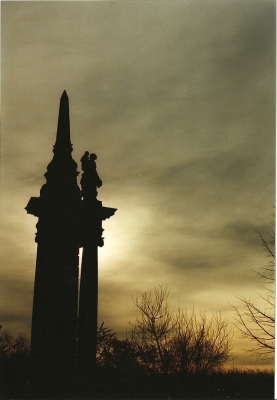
[1,0,275,369]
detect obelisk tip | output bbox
[54,91,71,152]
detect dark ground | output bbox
[1,353,274,400]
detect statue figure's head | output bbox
[90,153,97,161]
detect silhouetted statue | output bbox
[80,151,102,200]
[78,149,116,390]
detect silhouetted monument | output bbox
[25,91,116,395]
[78,154,116,386]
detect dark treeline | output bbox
[1,327,274,399]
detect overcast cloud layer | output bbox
[1,1,275,368]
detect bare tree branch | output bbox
[233,226,275,361]
[130,287,233,374]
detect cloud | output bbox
[1,274,33,334]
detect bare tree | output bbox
[169,309,232,374]
[130,286,233,374]
[0,327,30,357]
[129,286,175,373]
[96,322,117,368]
[233,227,275,361]
[96,322,142,373]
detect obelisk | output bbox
[26,91,81,393]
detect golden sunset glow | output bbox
[1,0,275,372]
